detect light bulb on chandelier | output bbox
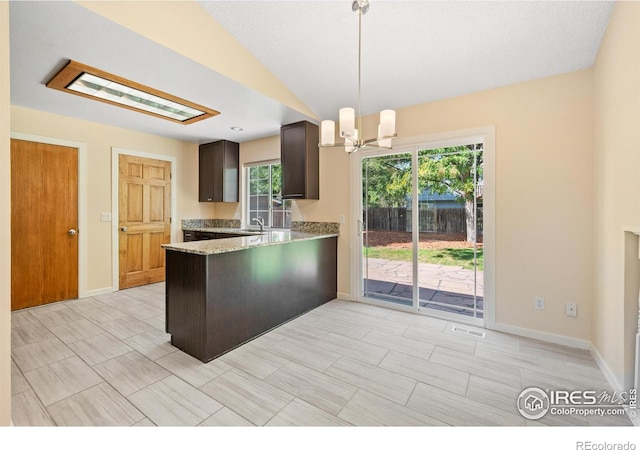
[319,0,396,153]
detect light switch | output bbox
[100,212,112,222]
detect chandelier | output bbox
[319,0,396,153]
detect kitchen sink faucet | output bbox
[252,217,264,233]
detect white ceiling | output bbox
[10,1,614,144]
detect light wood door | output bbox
[119,154,171,289]
[11,139,79,311]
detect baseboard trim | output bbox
[493,322,591,350]
[591,344,640,426]
[336,292,354,301]
[590,343,623,392]
[81,287,114,298]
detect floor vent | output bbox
[451,325,485,338]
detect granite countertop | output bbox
[182,226,261,235]
[162,230,339,256]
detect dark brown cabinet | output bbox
[199,140,239,202]
[166,236,337,361]
[183,230,245,241]
[281,121,319,200]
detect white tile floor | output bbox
[10,283,632,427]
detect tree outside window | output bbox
[248,163,291,228]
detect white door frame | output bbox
[111,147,177,291]
[349,125,496,329]
[10,132,89,299]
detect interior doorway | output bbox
[11,139,79,310]
[118,154,172,289]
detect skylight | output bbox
[47,61,219,125]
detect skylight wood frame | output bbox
[46,60,220,125]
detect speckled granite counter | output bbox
[182,218,241,229]
[163,230,337,255]
[180,226,260,235]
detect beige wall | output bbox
[2,0,630,426]
[315,70,593,340]
[389,70,593,340]
[0,0,11,426]
[213,134,352,296]
[11,106,214,293]
[218,70,594,340]
[212,134,280,223]
[592,1,640,388]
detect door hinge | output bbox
[170,217,172,224]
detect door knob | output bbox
[121,227,128,232]
[68,229,77,236]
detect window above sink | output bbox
[246,161,291,230]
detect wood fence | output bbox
[365,207,484,234]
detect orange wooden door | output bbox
[119,154,171,289]
[11,139,79,311]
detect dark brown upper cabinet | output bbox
[199,140,239,202]
[281,121,319,200]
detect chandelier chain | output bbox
[319,0,395,152]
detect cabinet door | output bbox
[195,231,218,240]
[199,141,239,202]
[211,141,225,202]
[281,123,306,198]
[199,143,216,202]
[222,142,239,202]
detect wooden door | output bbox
[119,154,171,289]
[11,139,79,310]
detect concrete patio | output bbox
[363,258,484,317]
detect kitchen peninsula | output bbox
[162,223,338,362]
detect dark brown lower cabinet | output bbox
[165,237,337,362]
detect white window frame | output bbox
[245,159,292,230]
[349,125,496,329]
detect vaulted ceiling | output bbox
[9,1,614,144]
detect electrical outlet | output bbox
[566,303,577,317]
[100,212,112,222]
[534,297,545,310]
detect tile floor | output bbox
[10,283,632,426]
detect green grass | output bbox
[365,247,483,271]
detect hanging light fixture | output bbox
[319,0,396,153]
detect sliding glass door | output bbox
[359,142,484,323]
[362,152,414,307]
